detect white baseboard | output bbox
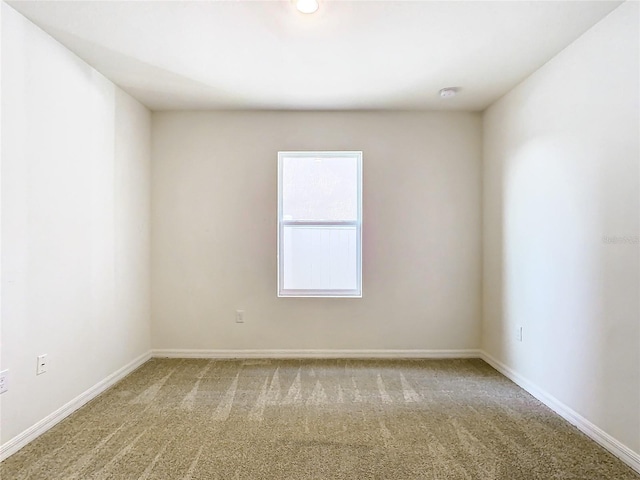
[480,351,640,474]
[13,349,635,474]
[152,348,482,359]
[0,351,152,461]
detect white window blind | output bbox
[278,151,362,297]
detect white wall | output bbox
[152,111,482,352]
[483,0,639,457]
[1,3,151,445]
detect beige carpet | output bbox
[2,358,638,479]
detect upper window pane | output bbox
[282,154,358,221]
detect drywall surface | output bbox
[1,4,151,445]
[483,2,639,454]
[152,111,482,351]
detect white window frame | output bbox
[277,151,363,298]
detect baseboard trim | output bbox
[152,348,482,359]
[0,350,152,461]
[480,351,640,474]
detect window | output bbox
[278,151,362,297]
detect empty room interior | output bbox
[1,0,639,478]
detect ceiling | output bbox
[7,0,622,111]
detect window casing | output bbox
[278,151,362,297]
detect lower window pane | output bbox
[283,225,357,291]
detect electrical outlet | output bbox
[516,326,523,342]
[236,310,245,323]
[0,370,8,394]
[36,354,48,375]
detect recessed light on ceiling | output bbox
[296,0,319,14]
[439,87,459,98]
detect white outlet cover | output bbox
[37,354,48,375]
[0,369,8,394]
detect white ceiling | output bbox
[7,0,622,111]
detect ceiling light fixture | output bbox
[296,0,319,14]
[439,87,458,98]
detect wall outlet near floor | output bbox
[36,354,48,375]
[516,326,523,342]
[0,370,8,394]
[236,310,245,323]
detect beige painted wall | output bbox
[1,4,151,444]
[483,2,639,454]
[151,111,482,351]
